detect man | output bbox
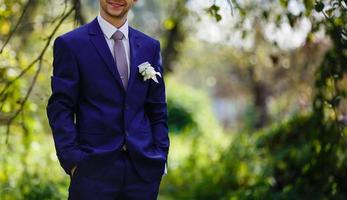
[46,0,169,199]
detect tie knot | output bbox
[113,31,124,41]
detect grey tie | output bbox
[112,31,128,89]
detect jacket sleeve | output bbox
[145,40,170,160]
[46,36,87,175]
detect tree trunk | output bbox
[162,0,188,73]
[248,67,269,129]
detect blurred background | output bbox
[0,0,346,199]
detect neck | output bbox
[100,12,127,28]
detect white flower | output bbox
[138,62,162,83]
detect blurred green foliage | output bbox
[0,133,68,199]
[256,114,347,199]
[161,114,347,200]
[166,76,221,135]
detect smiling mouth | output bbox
[108,1,126,8]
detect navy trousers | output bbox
[68,150,162,200]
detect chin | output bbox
[110,13,126,18]
[106,9,122,17]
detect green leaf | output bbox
[216,14,222,22]
[304,0,314,15]
[211,4,220,12]
[207,4,222,22]
[314,1,324,12]
[279,0,289,7]
[325,8,334,17]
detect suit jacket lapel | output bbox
[88,18,125,91]
[127,27,141,92]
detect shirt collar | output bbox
[97,13,129,40]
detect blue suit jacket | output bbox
[46,18,169,182]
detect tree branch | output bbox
[0,0,33,54]
[72,0,86,25]
[3,6,76,143]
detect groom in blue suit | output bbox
[46,0,169,199]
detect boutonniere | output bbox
[138,62,162,83]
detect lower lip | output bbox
[108,2,125,9]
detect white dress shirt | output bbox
[97,14,131,79]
